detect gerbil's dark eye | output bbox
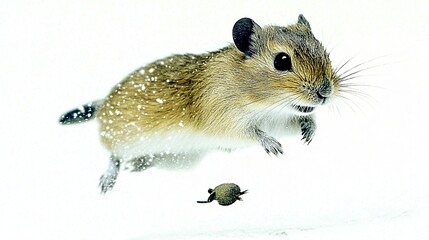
[274,52,292,71]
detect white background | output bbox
[1,0,428,239]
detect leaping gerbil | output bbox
[60,15,340,193]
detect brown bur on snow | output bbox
[197,183,248,206]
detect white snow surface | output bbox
[1,0,428,239]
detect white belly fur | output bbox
[113,129,253,161]
[113,113,301,162]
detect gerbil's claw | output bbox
[254,128,284,156]
[99,156,121,194]
[99,175,116,194]
[301,137,312,145]
[262,136,283,156]
[299,116,316,145]
[128,156,151,172]
[264,144,282,156]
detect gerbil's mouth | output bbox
[292,105,315,113]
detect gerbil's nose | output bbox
[317,77,332,103]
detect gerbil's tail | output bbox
[59,100,103,125]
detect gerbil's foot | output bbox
[99,155,121,194]
[252,128,284,156]
[299,116,316,144]
[217,147,233,153]
[262,136,283,156]
[128,156,152,172]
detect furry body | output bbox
[60,15,339,193]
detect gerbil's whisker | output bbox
[337,58,373,75]
[331,102,342,116]
[341,90,374,105]
[237,83,300,110]
[290,72,307,86]
[336,56,384,80]
[338,65,378,82]
[264,98,289,116]
[340,82,379,89]
[337,78,377,111]
[334,57,354,76]
[336,94,363,113]
[334,57,383,112]
[272,93,304,116]
[238,94,272,109]
[270,94,299,115]
[262,93,300,116]
[338,75,364,82]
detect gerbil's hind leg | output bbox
[299,116,316,144]
[251,128,283,156]
[99,155,121,194]
[128,156,152,172]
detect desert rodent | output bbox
[60,15,339,193]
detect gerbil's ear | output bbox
[297,14,311,30]
[232,18,262,56]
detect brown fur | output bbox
[97,20,338,152]
[58,15,344,193]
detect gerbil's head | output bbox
[232,15,339,115]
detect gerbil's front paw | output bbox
[252,128,283,156]
[299,116,316,144]
[261,136,284,156]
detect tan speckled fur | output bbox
[59,15,343,193]
[97,21,338,153]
